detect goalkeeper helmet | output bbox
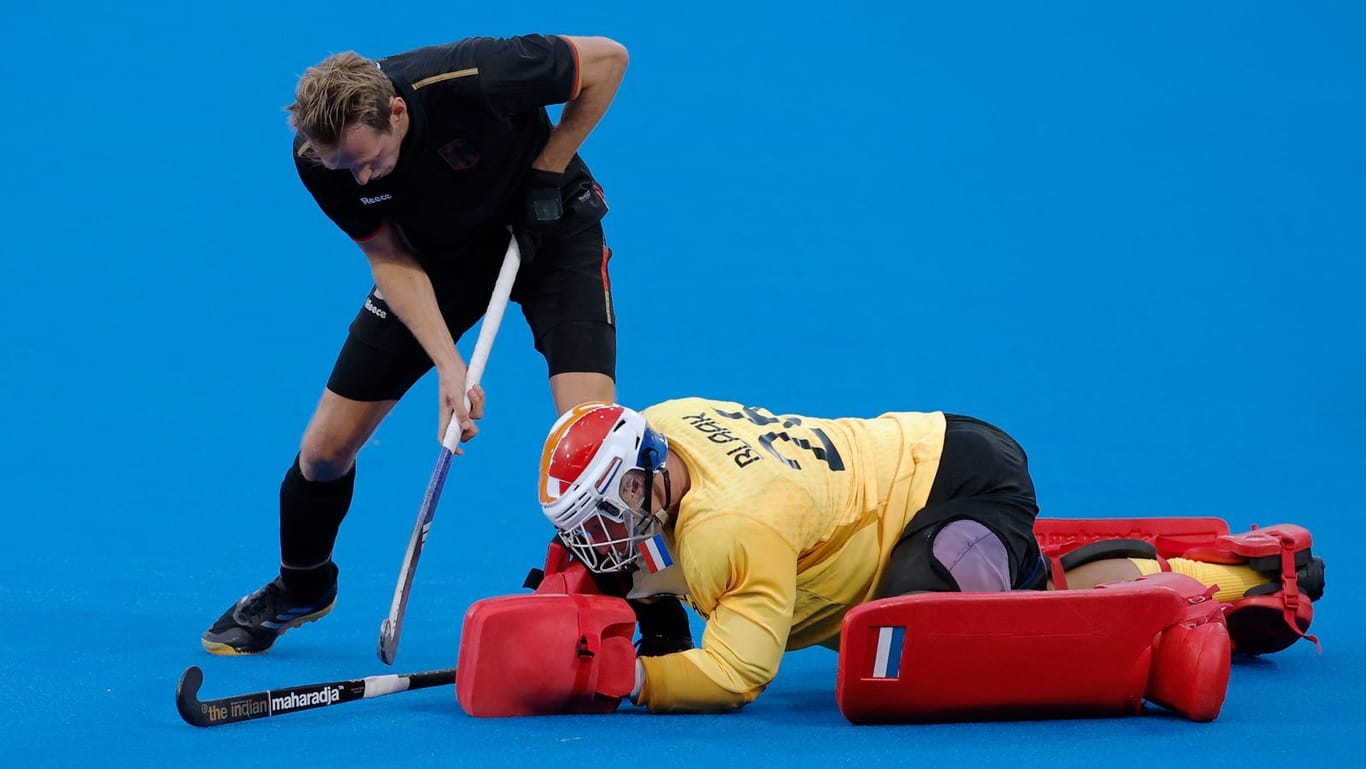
[539,402,670,572]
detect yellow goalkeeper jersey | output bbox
[635,397,946,713]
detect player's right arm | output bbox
[292,140,483,446]
[635,518,798,713]
[356,223,478,446]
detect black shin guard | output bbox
[279,454,354,573]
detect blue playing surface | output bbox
[3,2,1363,766]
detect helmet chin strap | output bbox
[640,449,674,530]
[652,467,673,528]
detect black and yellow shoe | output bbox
[201,565,337,655]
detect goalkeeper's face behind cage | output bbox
[539,402,670,572]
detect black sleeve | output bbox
[473,35,580,117]
[292,140,383,242]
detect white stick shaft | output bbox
[361,674,412,698]
[439,232,522,452]
[376,230,523,665]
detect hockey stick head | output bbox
[378,618,400,665]
[176,666,211,727]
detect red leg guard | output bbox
[1038,517,1225,589]
[835,573,1230,724]
[1035,517,1231,561]
[1037,519,1325,654]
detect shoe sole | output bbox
[200,599,337,656]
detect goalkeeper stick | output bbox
[377,232,522,665]
[175,665,455,727]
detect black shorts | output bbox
[873,415,1046,597]
[326,222,616,402]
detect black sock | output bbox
[279,453,354,572]
[281,561,339,600]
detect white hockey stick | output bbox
[377,231,522,665]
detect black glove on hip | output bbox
[515,168,564,264]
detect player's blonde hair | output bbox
[287,51,396,148]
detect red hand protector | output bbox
[456,593,636,717]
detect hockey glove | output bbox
[514,168,564,265]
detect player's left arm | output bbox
[532,36,629,173]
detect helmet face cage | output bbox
[558,493,657,573]
[541,405,669,573]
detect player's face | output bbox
[317,118,403,186]
[579,473,651,562]
[563,468,661,572]
[581,513,630,551]
[618,469,657,515]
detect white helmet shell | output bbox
[539,402,669,572]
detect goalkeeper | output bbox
[535,398,1326,714]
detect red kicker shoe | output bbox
[1183,524,1325,655]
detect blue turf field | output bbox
[3,2,1364,766]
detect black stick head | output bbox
[176,666,210,727]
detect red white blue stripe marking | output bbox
[638,534,673,573]
[872,626,905,679]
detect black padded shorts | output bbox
[873,415,1046,597]
[326,222,616,402]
